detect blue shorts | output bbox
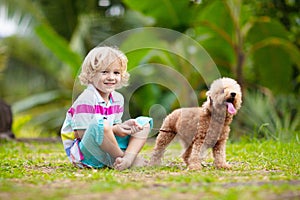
[79,116,153,168]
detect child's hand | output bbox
[121,119,143,135]
[113,119,143,137]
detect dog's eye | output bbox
[221,89,224,94]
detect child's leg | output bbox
[100,120,124,158]
[114,123,150,170]
[80,119,124,168]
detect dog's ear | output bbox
[206,91,211,99]
[206,91,213,109]
[206,91,212,103]
[203,91,212,112]
[209,96,213,106]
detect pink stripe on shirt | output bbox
[68,104,123,116]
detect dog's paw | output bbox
[215,163,231,169]
[187,163,202,171]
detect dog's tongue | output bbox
[226,102,236,114]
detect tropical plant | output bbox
[0,0,150,136]
[0,45,7,78]
[233,91,300,142]
[122,0,300,140]
[0,0,83,136]
[123,0,300,93]
[1,0,300,139]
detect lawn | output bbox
[0,138,299,200]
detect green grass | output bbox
[0,139,299,200]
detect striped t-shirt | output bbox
[61,84,124,162]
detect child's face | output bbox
[92,62,122,98]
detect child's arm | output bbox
[112,124,130,137]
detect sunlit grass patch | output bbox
[0,139,299,200]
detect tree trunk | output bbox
[235,25,245,93]
[0,99,15,139]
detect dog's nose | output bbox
[230,92,236,97]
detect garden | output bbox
[0,0,299,199]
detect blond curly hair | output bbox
[79,46,129,88]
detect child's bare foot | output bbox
[113,157,132,171]
[113,155,148,170]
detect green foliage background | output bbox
[0,0,299,141]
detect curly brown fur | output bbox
[149,77,242,170]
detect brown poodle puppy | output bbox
[149,77,242,170]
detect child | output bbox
[61,46,153,170]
